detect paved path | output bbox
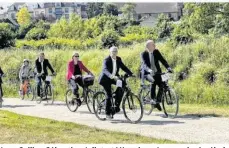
[0,98,229,143]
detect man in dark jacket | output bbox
[99,46,133,119]
[140,40,173,111]
[0,67,4,101]
[35,52,56,97]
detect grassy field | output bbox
[0,110,177,144]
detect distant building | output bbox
[116,3,184,27]
[0,2,88,25]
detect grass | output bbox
[178,104,229,117]
[0,110,177,144]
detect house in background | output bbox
[33,2,87,22]
[116,3,184,27]
[0,2,87,25]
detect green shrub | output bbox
[25,28,47,40]
[100,29,119,48]
[0,23,15,48]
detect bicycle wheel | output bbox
[45,84,54,105]
[93,91,106,121]
[86,89,94,114]
[162,88,179,118]
[123,92,143,124]
[34,86,42,104]
[26,84,34,101]
[65,89,78,112]
[139,88,154,115]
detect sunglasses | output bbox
[74,55,79,57]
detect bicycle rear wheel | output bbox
[86,89,94,114]
[139,88,154,115]
[65,89,79,112]
[93,91,106,121]
[162,88,179,118]
[45,84,54,105]
[123,92,143,124]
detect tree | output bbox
[86,3,104,18]
[0,23,15,48]
[155,14,174,39]
[102,3,119,16]
[120,3,137,22]
[16,7,31,26]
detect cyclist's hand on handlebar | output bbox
[167,67,173,73]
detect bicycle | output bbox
[93,74,143,124]
[138,71,179,118]
[65,75,95,113]
[34,74,55,104]
[19,76,35,101]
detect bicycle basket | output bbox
[83,75,94,86]
[161,73,170,82]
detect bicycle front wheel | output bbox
[162,88,179,118]
[93,91,106,121]
[45,84,54,105]
[139,88,154,115]
[26,85,34,101]
[123,92,143,124]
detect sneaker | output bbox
[106,114,113,120]
[155,103,162,111]
[115,107,120,113]
[150,99,157,105]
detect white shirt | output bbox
[111,58,117,76]
[41,61,44,74]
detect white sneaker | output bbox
[150,99,157,105]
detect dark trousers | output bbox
[101,80,124,115]
[36,75,47,97]
[69,78,84,97]
[0,84,3,97]
[151,74,163,102]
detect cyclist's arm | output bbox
[155,50,170,69]
[67,62,74,79]
[102,59,112,78]
[47,60,55,74]
[19,67,23,79]
[140,53,151,73]
[80,62,91,74]
[119,58,133,76]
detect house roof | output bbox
[116,3,183,14]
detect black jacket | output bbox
[99,56,133,85]
[141,49,170,75]
[35,58,55,76]
[0,67,4,84]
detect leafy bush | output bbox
[25,28,47,40]
[17,23,35,39]
[100,29,119,48]
[0,23,15,48]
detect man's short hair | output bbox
[145,40,154,48]
[110,46,118,52]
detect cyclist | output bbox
[67,52,93,106]
[0,66,4,102]
[35,52,56,98]
[98,46,134,119]
[19,59,33,95]
[140,40,173,111]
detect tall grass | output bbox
[1,36,229,106]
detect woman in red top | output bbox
[67,52,93,105]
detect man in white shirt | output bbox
[98,46,133,119]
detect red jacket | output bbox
[67,60,91,80]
